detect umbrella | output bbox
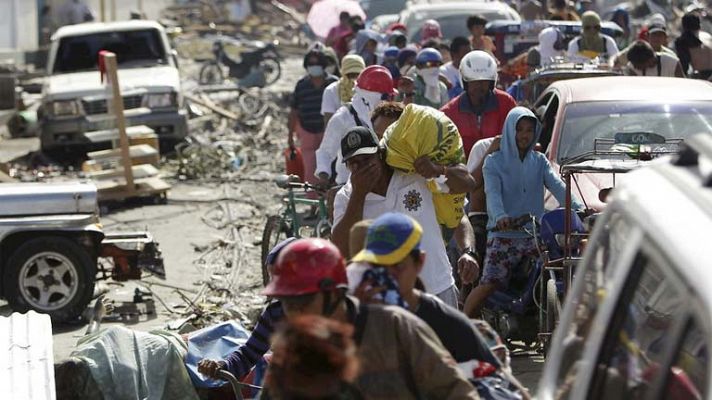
[307,0,367,40]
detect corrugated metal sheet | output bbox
[0,311,55,400]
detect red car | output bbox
[534,76,712,211]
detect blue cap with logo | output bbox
[352,212,422,265]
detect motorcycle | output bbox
[480,209,586,353]
[199,38,282,88]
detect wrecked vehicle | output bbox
[0,181,163,322]
[39,20,188,154]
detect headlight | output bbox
[143,93,176,108]
[50,100,81,117]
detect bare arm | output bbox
[453,214,475,252]
[443,164,476,194]
[288,108,297,146]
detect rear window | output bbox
[53,29,167,74]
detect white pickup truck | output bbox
[39,20,188,154]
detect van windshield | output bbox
[53,29,167,74]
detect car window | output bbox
[556,101,712,163]
[662,317,709,400]
[552,211,631,398]
[54,29,167,73]
[587,248,686,400]
[540,93,559,153]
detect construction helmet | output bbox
[356,65,396,95]
[460,50,498,84]
[416,48,443,66]
[263,238,347,297]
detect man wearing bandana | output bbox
[412,48,449,109]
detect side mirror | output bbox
[171,49,179,69]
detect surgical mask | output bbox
[326,65,336,75]
[418,67,441,87]
[307,65,324,77]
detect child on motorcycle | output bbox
[463,107,584,318]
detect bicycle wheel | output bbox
[261,215,292,286]
[199,62,224,85]
[261,58,281,86]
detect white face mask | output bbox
[418,67,441,87]
[352,87,384,122]
[307,65,324,77]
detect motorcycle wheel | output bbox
[199,62,224,85]
[261,58,281,86]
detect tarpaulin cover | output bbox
[71,326,199,400]
[383,103,466,229]
[185,321,251,388]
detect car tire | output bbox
[3,236,96,323]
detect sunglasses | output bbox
[583,25,601,30]
[416,61,442,69]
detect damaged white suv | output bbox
[40,20,187,154]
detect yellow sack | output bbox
[383,104,466,229]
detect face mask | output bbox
[418,67,441,86]
[307,65,324,77]
[326,65,336,75]
[354,87,384,114]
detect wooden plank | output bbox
[103,52,134,194]
[97,176,171,201]
[83,125,156,143]
[184,92,239,120]
[87,144,158,161]
[88,164,159,180]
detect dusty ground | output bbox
[0,45,545,393]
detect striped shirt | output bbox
[223,301,283,378]
[291,75,337,134]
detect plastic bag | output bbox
[382,104,466,229]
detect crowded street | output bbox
[0,0,711,399]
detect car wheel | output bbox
[3,236,96,322]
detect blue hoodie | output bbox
[483,107,584,238]
[352,29,381,66]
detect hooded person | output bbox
[397,45,418,77]
[463,107,584,317]
[382,46,401,81]
[413,48,449,108]
[321,55,366,124]
[315,65,396,185]
[351,29,381,66]
[538,26,566,66]
[567,11,619,63]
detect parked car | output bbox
[534,76,712,210]
[537,134,712,400]
[40,20,188,154]
[360,0,408,20]
[0,181,163,322]
[400,1,520,43]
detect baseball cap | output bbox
[648,23,667,34]
[265,237,298,267]
[341,126,380,162]
[352,212,422,265]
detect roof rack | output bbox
[560,137,683,166]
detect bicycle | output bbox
[216,369,263,400]
[261,175,332,286]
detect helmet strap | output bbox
[321,290,344,317]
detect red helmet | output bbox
[263,238,347,297]
[356,65,396,95]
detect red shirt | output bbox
[440,89,516,155]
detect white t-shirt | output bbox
[333,171,455,294]
[314,104,369,184]
[321,81,342,116]
[466,137,496,176]
[627,52,680,77]
[440,62,461,88]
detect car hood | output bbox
[545,159,651,211]
[44,66,180,100]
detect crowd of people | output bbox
[196,4,712,399]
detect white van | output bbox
[537,134,712,399]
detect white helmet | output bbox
[459,50,498,85]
